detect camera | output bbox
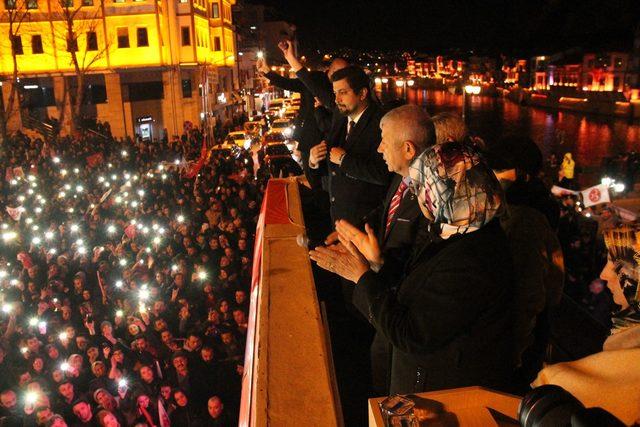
[518,385,624,427]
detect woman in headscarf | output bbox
[310,141,516,395]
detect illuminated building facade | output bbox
[581,52,629,92]
[0,0,238,139]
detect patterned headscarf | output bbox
[409,141,504,238]
[603,227,640,332]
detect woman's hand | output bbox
[309,242,369,284]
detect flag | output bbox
[124,224,137,239]
[184,140,208,178]
[551,185,578,197]
[86,153,103,168]
[581,184,611,208]
[158,398,171,427]
[611,205,638,222]
[6,206,25,221]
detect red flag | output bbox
[124,224,137,239]
[184,140,208,179]
[86,153,103,168]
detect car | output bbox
[267,156,303,177]
[269,98,286,110]
[225,131,253,149]
[261,130,287,146]
[243,121,263,138]
[284,108,298,121]
[211,143,241,159]
[271,119,294,138]
[261,142,302,177]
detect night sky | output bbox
[251,0,640,55]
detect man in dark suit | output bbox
[255,56,336,181]
[334,105,436,394]
[279,41,391,225]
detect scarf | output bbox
[409,141,504,238]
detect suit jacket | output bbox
[363,174,427,266]
[353,219,515,394]
[309,102,391,223]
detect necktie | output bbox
[385,181,408,237]
[346,120,356,140]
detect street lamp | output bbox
[462,84,481,121]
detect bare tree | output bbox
[0,0,30,147]
[52,0,108,134]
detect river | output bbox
[380,87,640,185]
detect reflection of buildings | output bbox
[0,0,239,139]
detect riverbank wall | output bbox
[505,87,640,120]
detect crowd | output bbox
[0,128,264,426]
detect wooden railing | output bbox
[239,178,342,427]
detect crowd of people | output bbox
[0,128,264,426]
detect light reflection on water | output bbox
[381,87,640,171]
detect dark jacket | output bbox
[296,67,391,223]
[363,174,427,269]
[309,103,390,223]
[264,70,330,183]
[500,204,564,363]
[354,219,515,394]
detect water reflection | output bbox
[382,88,640,170]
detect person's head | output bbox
[378,105,435,176]
[46,414,68,427]
[58,381,75,401]
[172,354,188,372]
[199,345,214,362]
[159,384,172,401]
[0,389,17,409]
[185,333,201,351]
[432,112,467,145]
[136,394,150,409]
[139,365,154,383]
[72,400,92,422]
[160,330,173,344]
[589,278,606,295]
[484,136,543,186]
[35,405,53,425]
[96,409,120,427]
[233,309,246,325]
[331,66,371,116]
[327,57,349,79]
[173,389,188,407]
[409,141,504,237]
[207,396,224,419]
[92,361,106,377]
[100,321,113,336]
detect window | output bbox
[87,31,98,51]
[31,35,43,54]
[62,0,73,6]
[178,0,187,3]
[615,58,623,69]
[117,27,129,48]
[182,79,192,98]
[26,0,37,9]
[211,1,218,18]
[67,37,78,52]
[5,0,16,9]
[82,0,93,5]
[214,36,221,51]
[127,81,163,101]
[12,36,23,55]
[614,76,620,89]
[181,26,191,46]
[137,27,148,47]
[114,0,125,4]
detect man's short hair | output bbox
[330,66,370,97]
[380,105,435,153]
[431,112,467,145]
